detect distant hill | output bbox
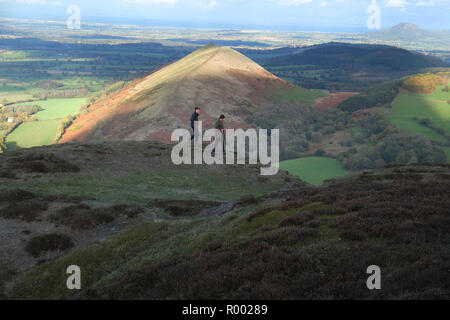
[61,44,316,143]
[367,22,450,43]
[264,42,448,73]
[256,42,448,91]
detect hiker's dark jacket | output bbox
[215,119,224,132]
[191,112,199,129]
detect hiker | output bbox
[190,107,200,141]
[214,114,226,152]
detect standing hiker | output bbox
[214,114,226,152]
[190,107,200,141]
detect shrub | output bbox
[233,194,261,208]
[17,153,80,173]
[25,234,74,258]
[0,189,37,202]
[402,74,447,94]
[314,149,326,157]
[148,199,221,217]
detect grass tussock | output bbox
[49,204,145,230]
[25,234,74,258]
[148,199,222,217]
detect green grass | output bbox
[413,84,450,101]
[12,98,87,120]
[387,93,450,142]
[1,168,285,205]
[280,156,348,185]
[5,120,60,151]
[271,86,326,105]
[3,98,88,151]
[444,147,450,163]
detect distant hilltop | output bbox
[367,22,450,42]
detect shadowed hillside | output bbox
[1,141,448,299]
[264,42,448,73]
[256,42,449,91]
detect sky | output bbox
[0,0,449,32]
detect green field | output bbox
[12,98,87,120]
[415,84,450,101]
[5,119,60,151]
[271,86,327,105]
[387,92,450,142]
[280,156,349,185]
[3,98,88,152]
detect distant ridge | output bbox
[367,22,450,42]
[264,42,448,72]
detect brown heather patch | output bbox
[25,234,74,258]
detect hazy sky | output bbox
[0,0,449,31]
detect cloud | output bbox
[5,0,62,4]
[416,1,434,6]
[123,0,178,5]
[384,0,409,7]
[277,0,312,5]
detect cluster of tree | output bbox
[32,88,90,99]
[339,134,446,171]
[0,136,6,154]
[4,104,42,114]
[36,80,64,89]
[338,114,447,170]
[0,106,39,126]
[417,118,450,140]
[379,135,446,164]
[54,114,76,143]
[402,73,447,94]
[247,101,350,160]
[1,97,41,106]
[338,79,403,113]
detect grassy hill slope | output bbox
[387,93,450,142]
[5,120,60,151]
[280,157,348,185]
[2,145,448,299]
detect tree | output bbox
[0,137,6,154]
[315,149,326,157]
